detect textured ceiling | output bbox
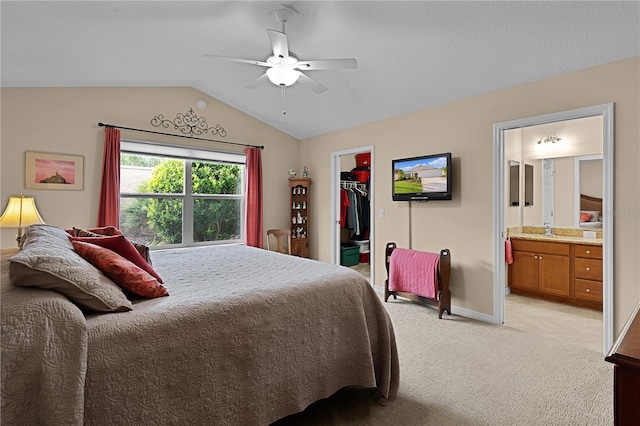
[2,1,639,140]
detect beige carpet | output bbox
[504,293,603,353]
[274,296,612,425]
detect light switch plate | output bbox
[583,231,597,239]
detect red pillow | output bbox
[69,235,163,283]
[85,226,123,236]
[72,241,168,299]
[73,227,152,265]
[580,212,593,222]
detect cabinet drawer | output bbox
[575,244,602,260]
[575,258,603,281]
[575,279,603,302]
[510,239,570,256]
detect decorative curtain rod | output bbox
[97,122,264,150]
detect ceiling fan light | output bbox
[266,67,300,86]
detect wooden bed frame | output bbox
[383,242,451,319]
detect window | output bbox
[119,140,245,248]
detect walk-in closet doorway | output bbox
[330,146,375,285]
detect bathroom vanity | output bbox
[508,227,603,310]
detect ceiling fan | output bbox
[203,4,358,94]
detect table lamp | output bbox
[0,194,45,245]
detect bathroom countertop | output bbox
[507,226,603,246]
[509,233,603,245]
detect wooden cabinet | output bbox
[289,178,310,258]
[510,250,538,291]
[573,244,603,308]
[509,238,602,309]
[510,239,570,298]
[605,301,640,425]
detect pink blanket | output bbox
[389,248,440,299]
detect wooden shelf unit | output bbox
[289,177,311,258]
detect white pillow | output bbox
[582,210,600,222]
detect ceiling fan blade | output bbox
[267,29,289,59]
[246,73,270,89]
[296,73,327,94]
[203,54,268,67]
[296,58,358,70]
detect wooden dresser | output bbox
[605,301,640,425]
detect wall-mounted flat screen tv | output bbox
[392,152,452,201]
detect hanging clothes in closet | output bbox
[340,181,370,238]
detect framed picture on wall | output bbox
[25,151,84,190]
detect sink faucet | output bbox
[544,224,554,236]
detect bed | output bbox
[579,194,603,229]
[1,224,399,425]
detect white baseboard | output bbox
[451,305,498,324]
[374,285,497,324]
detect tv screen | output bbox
[392,152,452,201]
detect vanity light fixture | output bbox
[537,134,561,144]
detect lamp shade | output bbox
[0,195,45,228]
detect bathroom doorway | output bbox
[494,104,613,353]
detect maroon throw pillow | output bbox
[72,227,152,265]
[69,235,163,283]
[85,226,123,236]
[72,241,168,299]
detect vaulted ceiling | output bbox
[2,1,639,140]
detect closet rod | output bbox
[97,122,264,149]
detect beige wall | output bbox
[1,58,638,334]
[521,116,603,161]
[300,57,640,332]
[0,87,300,248]
[581,159,603,199]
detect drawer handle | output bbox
[586,288,591,293]
[586,250,591,254]
[586,267,591,271]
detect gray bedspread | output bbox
[2,244,399,425]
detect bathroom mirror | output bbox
[509,161,519,206]
[504,115,603,229]
[524,163,533,206]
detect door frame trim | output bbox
[493,103,614,353]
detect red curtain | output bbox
[244,147,263,248]
[97,127,121,227]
